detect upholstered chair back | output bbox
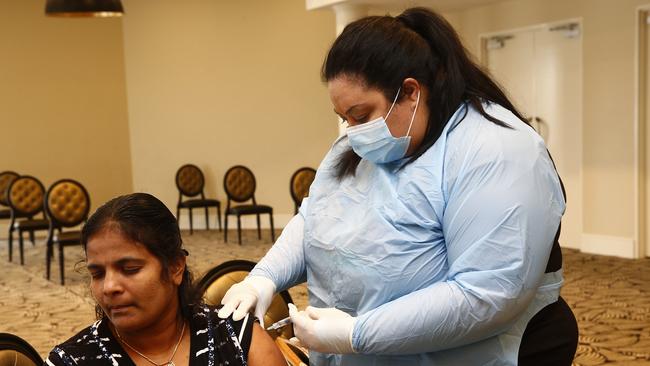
[176,164,206,197]
[290,167,316,212]
[7,176,45,217]
[223,166,256,203]
[0,333,42,366]
[197,260,294,339]
[44,179,90,228]
[0,171,19,207]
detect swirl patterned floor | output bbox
[0,229,649,364]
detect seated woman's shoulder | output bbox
[45,320,105,365]
[192,303,256,332]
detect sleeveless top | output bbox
[45,304,255,366]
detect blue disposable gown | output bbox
[251,102,566,365]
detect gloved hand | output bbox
[288,303,356,354]
[217,275,276,328]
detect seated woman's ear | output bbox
[170,256,186,286]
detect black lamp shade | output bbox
[45,0,124,17]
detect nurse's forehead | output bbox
[329,78,384,110]
[328,76,370,95]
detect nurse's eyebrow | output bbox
[333,104,364,118]
[346,105,364,115]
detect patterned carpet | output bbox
[0,229,649,364]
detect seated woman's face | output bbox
[85,228,182,333]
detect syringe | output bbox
[266,316,292,331]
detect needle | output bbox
[266,316,292,331]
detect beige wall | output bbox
[0,0,133,222]
[448,0,648,256]
[6,0,641,255]
[122,0,337,227]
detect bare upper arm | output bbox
[247,323,286,366]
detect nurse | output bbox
[219,7,578,366]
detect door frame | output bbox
[478,18,583,64]
[478,18,584,250]
[635,4,650,258]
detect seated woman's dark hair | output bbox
[322,7,526,179]
[81,192,200,320]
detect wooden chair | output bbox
[196,259,294,340]
[175,164,222,234]
[274,338,309,366]
[0,333,42,366]
[44,179,90,285]
[0,171,19,232]
[223,165,274,245]
[289,167,316,214]
[6,176,49,265]
[196,260,308,364]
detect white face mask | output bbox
[346,86,420,164]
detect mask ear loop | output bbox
[405,89,421,137]
[385,87,401,119]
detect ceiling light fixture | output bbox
[45,0,124,18]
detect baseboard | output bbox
[581,233,637,259]
[0,214,295,242]
[177,212,294,231]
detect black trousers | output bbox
[518,296,578,366]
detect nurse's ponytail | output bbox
[323,7,525,179]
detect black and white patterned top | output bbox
[45,304,255,366]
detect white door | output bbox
[486,32,536,118]
[484,23,583,250]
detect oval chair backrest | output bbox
[176,164,205,197]
[44,179,91,228]
[290,167,316,208]
[0,171,19,207]
[223,166,256,203]
[0,333,43,366]
[0,350,38,366]
[196,260,294,339]
[7,176,45,217]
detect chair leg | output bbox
[204,206,210,231]
[46,239,53,280]
[224,214,229,242]
[29,230,35,246]
[59,243,65,285]
[189,208,194,235]
[256,214,261,239]
[19,230,25,265]
[270,212,275,242]
[8,227,13,262]
[176,207,181,224]
[217,205,222,232]
[237,215,242,245]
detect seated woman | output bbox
[46,193,285,366]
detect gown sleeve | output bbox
[351,115,566,354]
[248,137,346,290]
[248,201,307,291]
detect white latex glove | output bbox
[217,275,276,328]
[288,303,356,354]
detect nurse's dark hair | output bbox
[81,192,199,321]
[322,7,526,178]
